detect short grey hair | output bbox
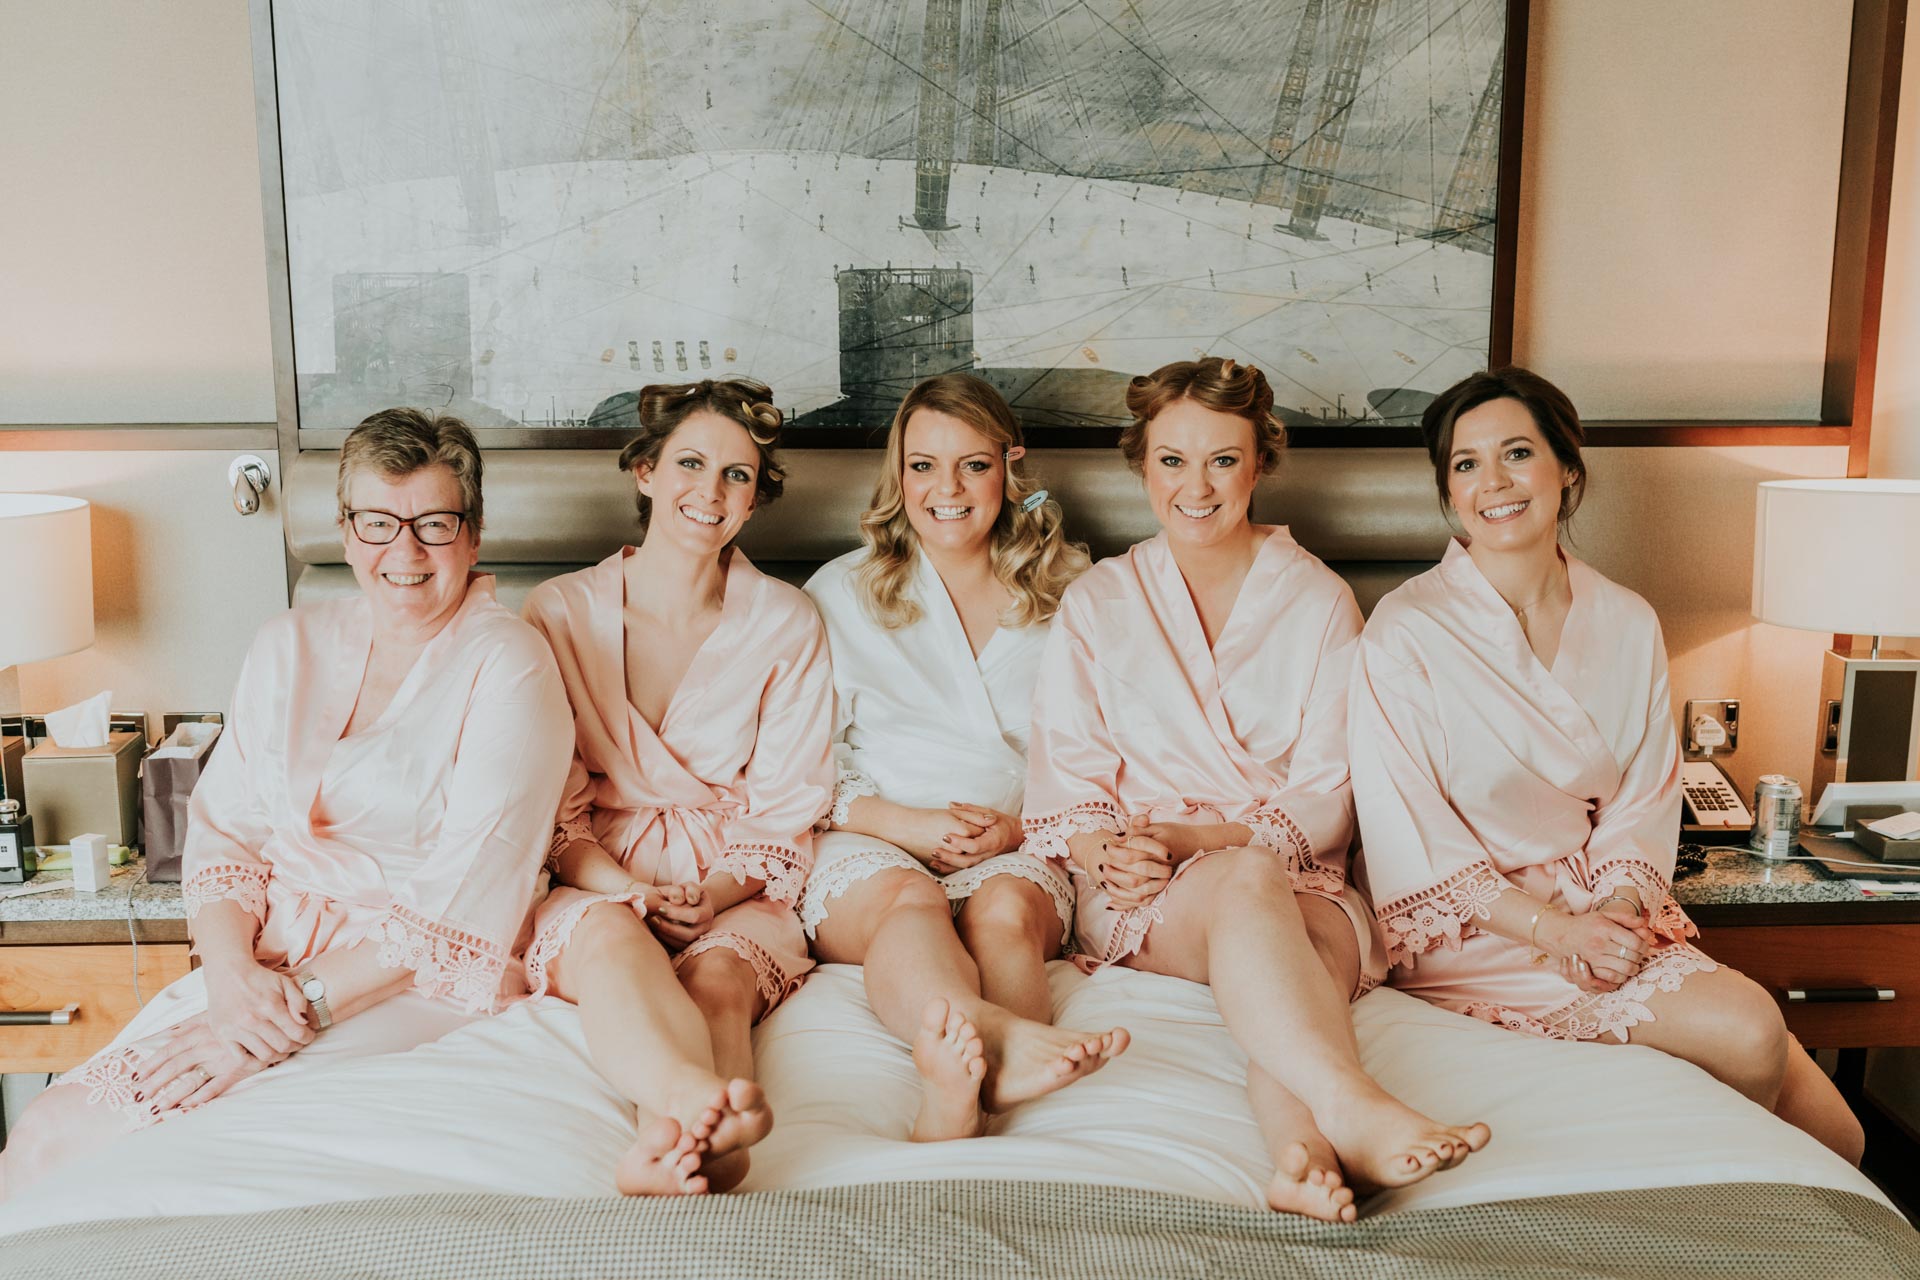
[336,408,485,531]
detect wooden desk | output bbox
[0,860,190,1075]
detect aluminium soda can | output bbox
[1749,774,1802,861]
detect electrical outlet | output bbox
[1683,699,1739,756]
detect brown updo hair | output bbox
[616,378,786,530]
[1120,357,1286,475]
[1419,366,1587,524]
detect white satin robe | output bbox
[521,547,834,1011]
[1351,541,1713,1042]
[797,547,1074,942]
[1021,528,1385,988]
[58,575,575,1128]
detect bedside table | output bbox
[0,859,190,1075]
[1678,847,1920,1051]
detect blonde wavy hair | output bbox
[855,373,1088,630]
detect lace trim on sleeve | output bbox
[371,905,512,1015]
[828,768,881,828]
[1590,857,1698,944]
[712,842,809,905]
[1374,860,1507,968]
[1020,801,1124,864]
[181,864,270,921]
[547,816,597,871]
[1243,804,1344,897]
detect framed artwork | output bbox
[256,0,1523,447]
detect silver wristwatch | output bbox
[296,971,333,1030]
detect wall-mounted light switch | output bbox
[1684,699,1739,756]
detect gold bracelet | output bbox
[1528,904,1560,966]
[1592,893,1638,917]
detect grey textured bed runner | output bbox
[4,1180,1915,1279]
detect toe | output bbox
[922,996,952,1036]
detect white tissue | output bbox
[43,690,113,749]
[148,721,219,759]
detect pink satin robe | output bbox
[1021,528,1385,987]
[1351,541,1714,1042]
[521,547,834,1011]
[58,575,576,1126]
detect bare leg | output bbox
[814,868,1124,1139]
[1620,965,1864,1163]
[548,904,751,1196]
[1253,894,1365,1221]
[0,1085,131,1201]
[1125,848,1487,1202]
[955,875,1063,1026]
[674,947,775,1192]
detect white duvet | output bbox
[0,963,1884,1235]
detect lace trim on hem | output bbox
[524,889,644,999]
[676,931,803,1012]
[371,905,514,1015]
[1078,845,1228,970]
[547,817,597,871]
[827,769,881,828]
[1021,801,1124,864]
[941,856,1077,951]
[796,847,921,937]
[1590,859,1696,944]
[711,843,809,905]
[1245,806,1347,898]
[53,1043,164,1130]
[182,864,269,921]
[1462,943,1719,1044]
[1375,861,1507,968]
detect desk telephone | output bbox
[1681,759,1752,828]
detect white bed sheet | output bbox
[0,962,1884,1235]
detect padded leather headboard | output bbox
[287,448,1452,614]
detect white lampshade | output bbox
[1752,479,1920,637]
[0,494,95,667]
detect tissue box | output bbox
[1,734,23,804]
[22,731,143,848]
[1850,805,1920,865]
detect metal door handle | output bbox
[0,1003,79,1025]
[1785,988,1895,1003]
[228,455,271,515]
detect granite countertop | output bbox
[0,856,186,922]
[1674,845,1912,907]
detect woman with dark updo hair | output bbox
[1352,366,1862,1164]
[519,378,834,1197]
[1021,357,1488,1221]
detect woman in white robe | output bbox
[0,412,574,1199]
[799,373,1125,1142]
[1352,365,1862,1163]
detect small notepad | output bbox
[1862,811,1920,840]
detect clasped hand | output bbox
[1544,901,1659,993]
[897,803,1022,872]
[134,958,316,1114]
[642,882,716,952]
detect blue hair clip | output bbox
[1021,489,1050,513]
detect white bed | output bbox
[0,962,1884,1236]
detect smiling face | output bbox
[1142,396,1261,550]
[342,463,479,635]
[634,408,764,556]
[1444,396,1573,553]
[900,407,1005,559]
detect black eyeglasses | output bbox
[345,509,468,546]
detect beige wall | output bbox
[1869,3,1920,481]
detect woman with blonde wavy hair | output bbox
[800,373,1128,1142]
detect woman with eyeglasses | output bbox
[0,410,576,1200]
[519,379,833,1197]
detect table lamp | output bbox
[0,495,96,760]
[1752,479,1920,803]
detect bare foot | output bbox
[911,997,988,1142]
[613,1115,709,1196]
[1317,1084,1489,1195]
[976,1009,1130,1112]
[682,1078,774,1186]
[1265,1139,1357,1223]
